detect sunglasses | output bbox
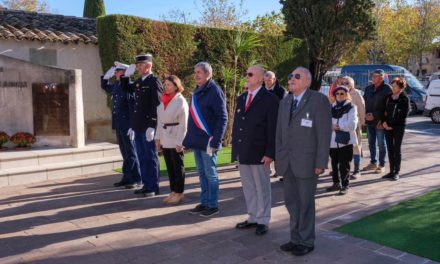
[335,92,346,96]
[340,82,349,85]
[246,72,254,77]
[288,73,301,80]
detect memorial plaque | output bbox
[32,83,70,136]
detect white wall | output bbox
[0,39,114,142]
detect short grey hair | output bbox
[250,65,266,76]
[264,71,276,79]
[295,67,312,81]
[342,76,355,90]
[195,61,213,77]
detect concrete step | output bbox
[0,143,121,169]
[0,156,122,187]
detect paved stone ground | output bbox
[0,132,439,264]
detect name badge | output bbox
[301,119,313,127]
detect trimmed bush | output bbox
[83,0,106,18]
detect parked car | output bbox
[341,64,426,115]
[423,79,440,124]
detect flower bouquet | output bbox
[0,131,9,150]
[10,132,36,149]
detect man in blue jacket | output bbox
[183,61,228,217]
[101,62,141,189]
[120,54,163,197]
[232,65,279,236]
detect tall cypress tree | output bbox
[83,0,105,18]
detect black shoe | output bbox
[339,186,348,195]
[279,177,284,182]
[291,245,314,256]
[350,170,361,180]
[144,191,156,197]
[134,188,147,194]
[199,207,219,217]
[280,242,298,252]
[382,172,394,179]
[236,220,258,229]
[125,182,141,189]
[326,183,341,192]
[392,173,400,181]
[113,181,128,187]
[189,204,207,214]
[255,224,268,236]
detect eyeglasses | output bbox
[288,73,301,80]
[246,72,254,77]
[335,93,346,96]
[340,82,349,85]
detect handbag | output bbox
[335,118,350,144]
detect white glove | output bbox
[146,127,155,142]
[127,128,135,141]
[103,66,115,80]
[125,64,136,77]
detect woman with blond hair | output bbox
[340,76,365,179]
[326,86,358,195]
[156,75,189,205]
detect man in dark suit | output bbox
[121,54,163,197]
[264,71,286,100]
[276,67,332,256]
[101,62,141,189]
[232,65,279,236]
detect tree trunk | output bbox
[309,59,323,91]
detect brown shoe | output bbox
[163,192,175,203]
[167,193,184,205]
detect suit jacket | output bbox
[100,77,131,131]
[231,88,279,164]
[121,74,163,132]
[275,89,332,178]
[265,81,286,101]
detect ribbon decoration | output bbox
[189,93,214,156]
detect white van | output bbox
[423,79,440,124]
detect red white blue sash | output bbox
[189,93,214,154]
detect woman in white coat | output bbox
[156,75,189,204]
[326,86,358,195]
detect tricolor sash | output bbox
[189,93,214,155]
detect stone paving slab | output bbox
[0,132,438,264]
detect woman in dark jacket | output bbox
[381,77,410,181]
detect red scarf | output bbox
[162,92,177,110]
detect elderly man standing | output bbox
[362,69,392,175]
[121,54,163,197]
[232,65,279,236]
[276,67,332,256]
[183,62,227,217]
[101,62,141,189]
[263,71,286,100]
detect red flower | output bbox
[0,131,9,146]
[10,132,36,147]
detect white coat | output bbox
[330,101,359,149]
[156,93,189,149]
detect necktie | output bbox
[290,98,298,120]
[245,93,253,112]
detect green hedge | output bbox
[97,15,307,94]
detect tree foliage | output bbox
[280,0,376,90]
[1,0,49,12]
[196,0,248,29]
[242,11,286,35]
[83,0,105,18]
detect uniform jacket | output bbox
[363,82,392,126]
[330,101,359,149]
[156,93,189,148]
[275,89,332,179]
[100,77,131,131]
[382,92,410,127]
[231,88,279,164]
[182,79,228,150]
[121,74,163,132]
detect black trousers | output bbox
[330,144,353,187]
[162,148,185,193]
[385,126,405,174]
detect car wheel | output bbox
[409,102,417,115]
[431,108,440,124]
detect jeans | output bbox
[193,149,219,208]
[134,131,160,193]
[116,128,141,184]
[367,125,386,167]
[385,126,405,173]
